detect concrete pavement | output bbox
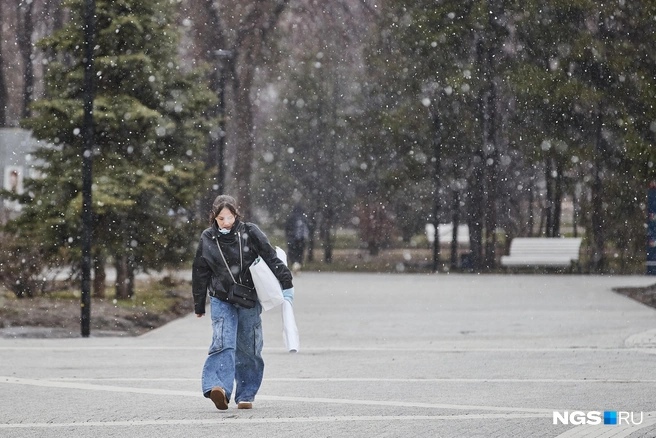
[1,273,655,437]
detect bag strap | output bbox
[215,232,243,285]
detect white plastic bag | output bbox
[282,299,299,352]
[276,247,299,352]
[249,255,285,312]
[250,247,299,351]
[275,246,287,265]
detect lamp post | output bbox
[81,0,96,337]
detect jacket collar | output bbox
[212,219,242,241]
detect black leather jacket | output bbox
[192,220,293,315]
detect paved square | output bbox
[1,273,655,437]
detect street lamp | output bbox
[81,0,96,337]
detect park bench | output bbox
[500,237,583,271]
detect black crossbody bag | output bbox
[216,232,257,309]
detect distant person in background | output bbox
[9,170,19,193]
[285,204,309,273]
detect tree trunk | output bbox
[199,0,228,212]
[450,191,460,270]
[93,250,106,298]
[0,1,7,126]
[189,0,290,218]
[430,105,442,272]
[42,0,65,85]
[467,160,485,272]
[483,78,499,270]
[306,212,316,262]
[468,39,487,272]
[115,254,129,300]
[527,181,535,237]
[127,258,135,298]
[553,159,564,237]
[17,0,34,119]
[321,212,333,263]
[538,205,546,236]
[232,64,255,217]
[590,107,605,272]
[321,72,339,264]
[483,157,499,269]
[482,0,501,270]
[545,157,554,237]
[545,156,564,238]
[573,183,580,238]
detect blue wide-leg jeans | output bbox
[202,297,264,404]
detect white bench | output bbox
[500,237,582,270]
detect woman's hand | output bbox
[282,287,295,303]
[196,313,204,318]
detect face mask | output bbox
[218,228,231,234]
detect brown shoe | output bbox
[210,387,228,410]
[237,401,253,409]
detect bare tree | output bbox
[187,0,290,217]
[0,0,8,126]
[17,0,34,119]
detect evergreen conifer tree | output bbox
[13,0,215,297]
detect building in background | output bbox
[0,128,43,221]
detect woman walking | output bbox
[192,195,294,410]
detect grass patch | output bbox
[0,277,194,337]
[112,281,185,313]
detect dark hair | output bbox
[209,195,241,225]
